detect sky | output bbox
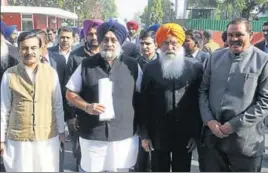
[115,0,186,21]
[115,0,148,20]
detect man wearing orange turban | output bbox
[139,23,203,172]
[155,23,186,47]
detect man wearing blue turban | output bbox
[4,25,18,47]
[65,20,143,172]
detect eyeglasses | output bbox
[263,29,268,32]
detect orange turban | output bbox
[155,23,185,47]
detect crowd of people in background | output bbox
[0,17,268,172]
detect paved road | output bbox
[63,132,268,172]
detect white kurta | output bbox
[66,63,143,172]
[0,65,65,172]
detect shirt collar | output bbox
[186,49,199,58]
[192,49,199,59]
[59,46,71,55]
[142,53,158,63]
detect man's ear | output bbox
[249,32,253,41]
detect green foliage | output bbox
[101,0,118,20]
[141,0,175,26]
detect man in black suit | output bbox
[183,29,210,69]
[35,29,66,172]
[48,26,75,64]
[255,21,268,54]
[140,23,202,172]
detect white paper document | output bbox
[98,78,115,121]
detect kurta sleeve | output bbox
[66,64,82,93]
[1,71,12,142]
[52,71,65,134]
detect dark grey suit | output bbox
[199,46,268,171]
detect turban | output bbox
[4,25,17,39]
[109,18,127,30]
[72,26,80,35]
[147,24,160,33]
[0,21,6,36]
[97,20,128,45]
[127,21,139,31]
[83,19,103,36]
[80,28,85,40]
[155,23,185,48]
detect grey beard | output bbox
[159,48,185,80]
[100,46,122,61]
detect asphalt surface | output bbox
[63,131,268,172]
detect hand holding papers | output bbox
[98,78,115,121]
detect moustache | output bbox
[230,40,243,46]
[165,51,176,55]
[24,54,35,60]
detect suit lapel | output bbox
[48,52,57,70]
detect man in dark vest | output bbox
[65,20,143,172]
[140,23,203,172]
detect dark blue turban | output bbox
[97,20,128,45]
[147,24,160,33]
[0,21,6,36]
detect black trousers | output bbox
[151,147,192,172]
[201,136,263,172]
[0,156,5,172]
[134,139,150,172]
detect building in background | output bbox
[1,6,77,31]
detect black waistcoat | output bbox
[77,53,138,141]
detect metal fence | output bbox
[174,19,265,32]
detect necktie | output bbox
[40,57,48,63]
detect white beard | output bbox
[100,43,122,61]
[159,47,185,79]
[1,39,9,69]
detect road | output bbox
[63,132,268,172]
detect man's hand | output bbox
[85,103,105,115]
[220,122,233,135]
[186,138,196,153]
[0,142,5,156]
[141,139,154,152]
[59,133,65,143]
[207,120,228,138]
[67,118,78,131]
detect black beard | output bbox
[85,41,98,52]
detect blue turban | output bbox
[4,25,17,39]
[0,21,6,35]
[147,24,160,33]
[97,20,128,45]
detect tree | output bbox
[162,0,176,23]
[101,0,118,20]
[140,0,164,26]
[216,0,267,20]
